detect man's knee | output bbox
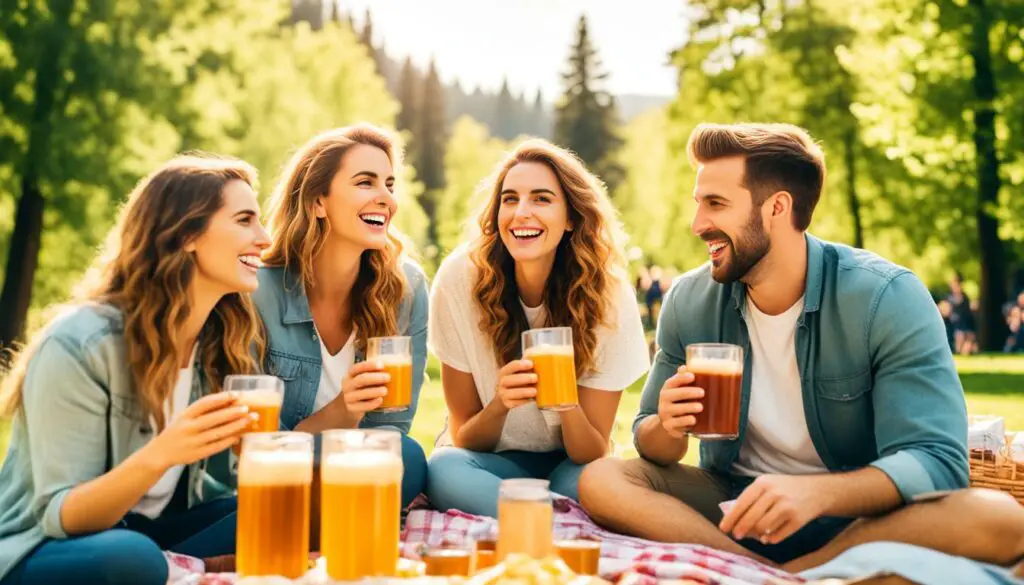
[95,530,168,585]
[578,457,648,516]
[944,488,1024,558]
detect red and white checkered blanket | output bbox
[165,495,801,585]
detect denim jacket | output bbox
[634,235,969,501]
[252,260,429,434]
[0,303,232,580]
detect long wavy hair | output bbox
[469,139,628,377]
[262,124,408,351]
[1,155,266,429]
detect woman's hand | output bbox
[144,392,254,469]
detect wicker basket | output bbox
[968,433,1024,505]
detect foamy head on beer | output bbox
[686,357,742,376]
[238,448,314,485]
[322,450,403,485]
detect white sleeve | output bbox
[427,258,473,373]
[579,279,651,391]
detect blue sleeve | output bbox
[633,280,686,457]
[360,272,429,435]
[22,337,110,538]
[867,273,969,500]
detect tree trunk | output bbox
[0,0,74,352]
[0,179,44,348]
[968,0,1006,351]
[843,127,864,249]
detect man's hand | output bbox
[719,475,832,545]
[656,367,704,439]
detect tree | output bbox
[532,88,550,138]
[554,15,624,191]
[435,117,508,255]
[396,57,421,160]
[417,59,448,245]
[495,77,517,140]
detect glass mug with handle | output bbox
[224,374,284,455]
[522,327,577,411]
[368,336,413,413]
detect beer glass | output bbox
[496,479,553,560]
[522,327,577,411]
[686,343,744,439]
[368,336,413,412]
[236,432,313,579]
[225,375,283,455]
[554,535,601,575]
[320,429,404,581]
[422,538,474,577]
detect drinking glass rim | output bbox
[241,431,313,447]
[367,335,412,342]
[686,342,743,350]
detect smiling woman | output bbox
[424,138,650,517]
[252,124,430,511]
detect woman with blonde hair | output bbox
[253,124,428,506]
[426,139,649,516]
[0,155,271,584]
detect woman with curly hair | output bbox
[253,124,428,507]
[0,155,270,585]
[426,139,649,516]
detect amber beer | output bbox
[236,432,313,579]
[522,328,577,411]
[224,375,284,456]
[555,540,601,575]
[423,548,473,576]
[686,343,744,440]
[497,479,553,561]
[369,336,413,413]
[320,430,403,581]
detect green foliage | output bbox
[435,116,509,256]
[554,15,624,191]
[0,0,416,330]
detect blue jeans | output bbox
[1,497,237,585]
[399,434,429,508]
[426,448,583,517]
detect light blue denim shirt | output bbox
[0,304,233,581]
[252,259,429,434]
[634,235,969,501]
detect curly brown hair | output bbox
[469,139,628,377]
[1,155,266,429]
[261,124,408,351]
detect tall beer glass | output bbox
[320,429,403,581]
[686,343,743,440]
[236,432,313,578]
[225,375,283,455]
[368,336,413,413]
[522,327,577,411]
[496,479,553,560]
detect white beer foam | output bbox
[523,344,574,357]
[368,354,413,366]
[687,357,743,376]
[322,450,403,484]
[237,389,282,407]
[238,449,313,485]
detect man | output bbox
[578,123,1024,572]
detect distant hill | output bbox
[616,94,673,122]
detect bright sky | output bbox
[339,0,688,99]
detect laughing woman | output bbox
[0,156,270,585]
[426,139,650,517]
[253,124,428,507]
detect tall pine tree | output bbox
[554,15,623,190]
[396,57,421,161]
[417,58,447,245]
[495,77,517,140]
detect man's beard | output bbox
[705,210,771,284]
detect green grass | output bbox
[1,355,1022,466]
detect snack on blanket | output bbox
[465,553,611,585]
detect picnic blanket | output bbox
[165,495,800,585]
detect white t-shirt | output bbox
[133,347,196,519]
[732,295,827,477]
[314,330,357,413]
[428,246,650,452]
